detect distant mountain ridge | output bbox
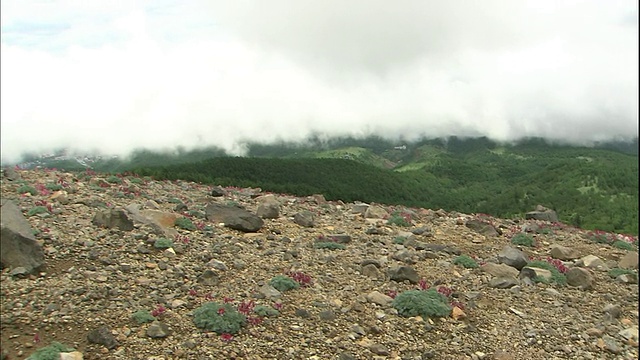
[8,135,637,172]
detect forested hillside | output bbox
[128,139,638,235]
[11,136,637,234]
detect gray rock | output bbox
[368,343,390,356]
[519,267,552,284]
[87,326,119,349]
[1,200,45,273]
[92,208,134,231]
[210,186,226,197]
[205,203,263,232]
[525,205,558,222]
[577,255,608,271]
[566,268,594,290]
[327,234,352,244]
[361,264,380,279]
[603,304,622,319]
[618,251,638,270]
[364,205,388,219]
[146,320,171,338]
[351,203,369,215]
[206,259,228,271]
[497,246,529,270]
[319,310,336,321]
[257,202,280,219]
[292,210,315,227]
[618,326,639,341]
[366,291,393,306]
[339,352,356,360]
[388,265,420,284]
[489,277,520,289]
[197,270,219,286]
[295,308,311,318]
[258,284,282,299]
[2,167,21,181]
[549,245,581,260]
[465,219,499,237]
[481,263,519,279]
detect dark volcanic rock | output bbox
[0,200,45,273]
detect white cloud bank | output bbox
[1,0,637,163]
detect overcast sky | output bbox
[1,0,638,163]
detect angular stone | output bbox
[257,202,280,219]
[59,352,84,360]
[566,268,594,290]
[258,284,282,299]
[520,266,552,282]
[364,205,388,219]
[293,210,315,228]
[361,264,380,279]
[146,320,171,338]
[618,252,638,270]
[489,277,520,289]
[388,266,420,284]
[210,186,226,197]
[577,255,608,271]
[205,203,263,232]
[2,167,22,181]
[1,200,45,273]
[497,246,529,270]
[549,245,581,261]
[327,234,352,244]
[92,208,134,231]
[351,203,369,215]
[197,270,219,286]
[465,219,499,237]
[87,326,118,349]
[525,205,558,222]
[481,263,519,279]
[366,291,393,306]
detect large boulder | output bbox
[465,219,499,237]
[92,208,134,231]
[1,200,45,273]
[205,203,263,232]
[256,195,280,219]
[125,204,179,238]
[525,205,558,223]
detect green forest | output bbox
[14,136,637,235]
[123,137,639,235]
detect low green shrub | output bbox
[254,305,280,317]
[608,268,637,279]
[27,206,49,217]
[18,185,38,196]
[387,213,411,227]
[452,255,479,268]
[269,275,300,292]
[193,302,247,334]
[45,183,63,191]
[131,310,156,324]
[526,261,567,285]
[313,242,346,250]
[153,238,174,249]
[128,177,144,185]
[106,175,122,184]
[511,233,535,247]
[392,289,451,318]
[175,217,196,231]
[612,240,636,251]
[27,341,74,360]
[393,236,407,244]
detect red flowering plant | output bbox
[285,270,313,287]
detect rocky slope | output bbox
[0,169,638,360]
